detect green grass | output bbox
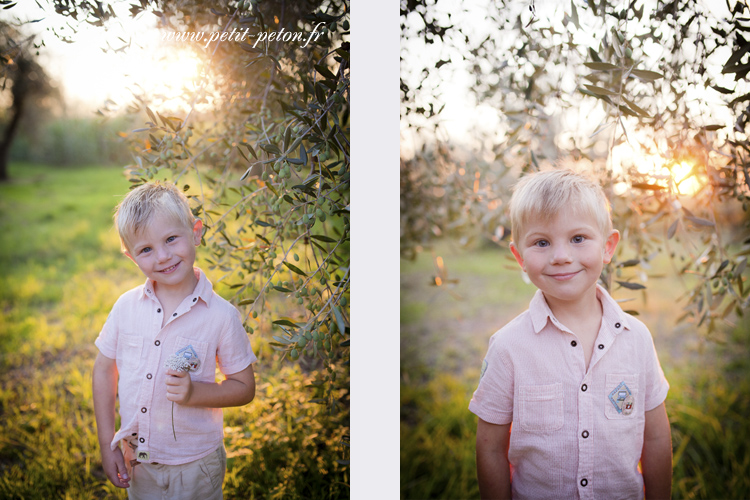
[401,241,750,500]
[668,327,750,498]
[0,163,348,499]
[401,242,532,382]
[401,373,480,499]
[0,163,135,367]
[0,163,136,499]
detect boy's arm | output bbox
[641,402,672,500]
[476,418,512,500]
[166,363,255,408]
[92,352,130,489]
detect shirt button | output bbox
[615,322,621,328]
[139,437,145,443]
[570,340,577,347]
[141,407,147,413]
[157,308,161,313]
[581,384,588,392]
[154,340,161,346]
[146,373,153,380]
[581,478,588,487]
[172,313,177,317]
[193,297,197,302]
[582,430,589,438]
[598,344,604,350]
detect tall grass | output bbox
[0,163,348,499]
[401,243,750,499]
[401,372,479,499]
[669,326,750,498]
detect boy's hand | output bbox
[165,369,193,405]
[101,445,130,488]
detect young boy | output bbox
[470,169,672,499]
[92,182,257,499]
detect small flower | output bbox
[165,353,195,441]
[165,354,192,372]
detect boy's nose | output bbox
[155,245,172,262]
[550,245,572,264]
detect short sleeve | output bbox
[216,307,257,375]
[469,334,514,425]
[95,306,119,360]
[643,332,669,411]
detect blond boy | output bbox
[92,182,256,499]
[470,169,672,499]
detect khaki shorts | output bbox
[124,444,226,500]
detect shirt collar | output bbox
[529,284,631,334]
[141,267,213,307]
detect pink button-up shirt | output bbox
[95,267,257,465]
[469,285,669,500]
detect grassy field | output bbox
[0,163,348,499]
[401,241,750,499]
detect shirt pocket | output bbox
[116,334,144,375]
[605,373,639,420]
[174,336,211,381]
[519,383,564,432]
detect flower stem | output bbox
[172,401,177,441]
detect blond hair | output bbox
[509,169,612,245]
[114,182,195,252]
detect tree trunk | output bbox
[0,98,24,182]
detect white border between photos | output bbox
[351,1,399,498]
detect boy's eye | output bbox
[572,235,585,244]
[140,247,151,254]
[166,236,176,243]
[534,240,549,248]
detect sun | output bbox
[669,160,702,196]
[123,48,206,111]
[166,56,201,82]
[611,142,705,196]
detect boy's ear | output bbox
[123,250,136,265]
[602,230,620,264]
[121,239,136,264]
[192,219,203,246]
[510,242,526,271]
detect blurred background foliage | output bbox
[1,0,349,497]
[10,115,135,166]
[401,0,750,498]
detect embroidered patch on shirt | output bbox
[479,358,488,381]
[608,381,634,415]
[175,345,201,371]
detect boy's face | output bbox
[510,207,619,308]
[124,214,203,291]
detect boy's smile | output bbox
[510,207,619,311]
[125,214,203,296]
[159,262,181,274]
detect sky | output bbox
[2,1,205,116]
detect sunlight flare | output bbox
[669,160,702,196]
[612,142,705,196]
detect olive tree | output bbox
[0,19,57,181]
